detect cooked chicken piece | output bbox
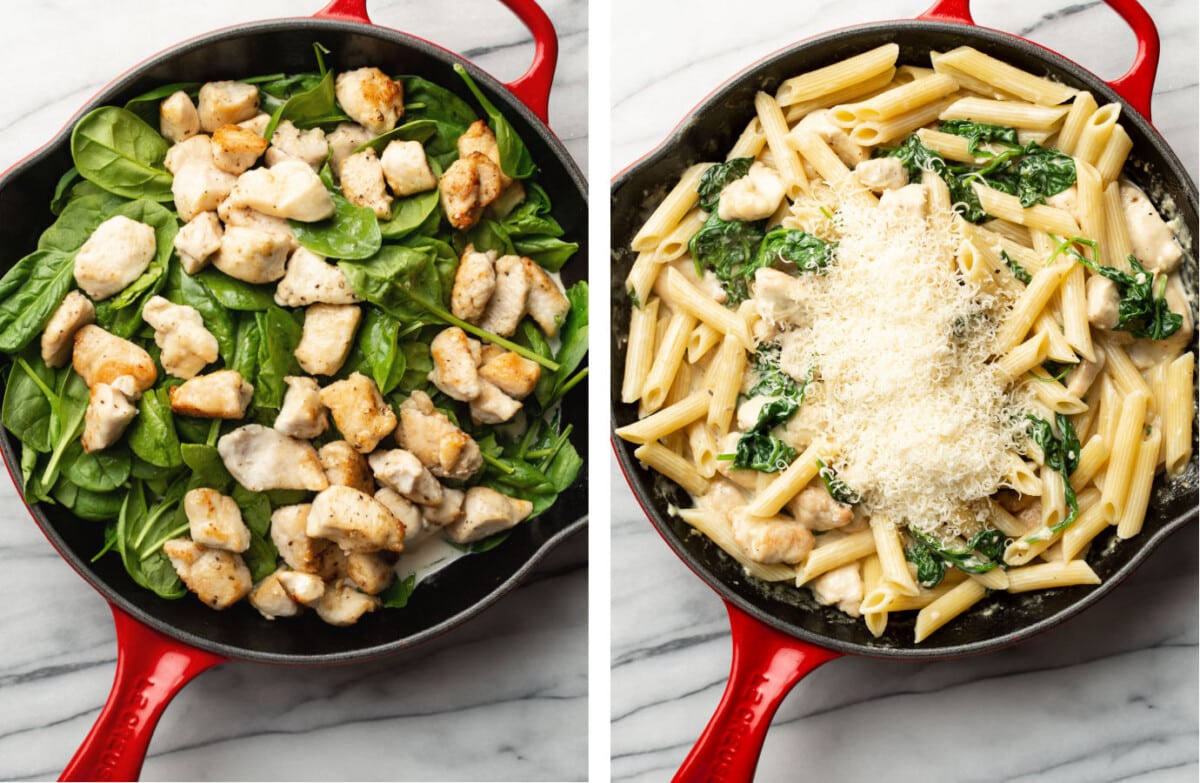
[273,247,361,307]
[141,295,219,379]
[248,569,301,620]
[171,159,239,222]
[854,156,909,192]
[270,504,328,573]
[265,120,329,169]
[295,304,361,377]
[338,148,392,218]
[169,370,253,419]
[80,378,138,454]
[457,120,511,188]
[878,183,928,220]
[1086,274,1121,329]
[420,487,465,528]
[1046,186,1079,223]
[1121,183,1183,273]
[451,245,497,322]
[184,487,250,553]
[274,376,328,440]
[753,268,804,324]
[72,215,157,301]
[811,563,864,617]
[318,439,375,494]
[368,449,442,506]
[787,484,855,532]
[718,162,785,222]
[374,487,429,545]
[197,80,260,132]
[41,291,94,368]
[428,327,481,401]
[335,67,403,135]
[228,159,335,222]
[477,350,540,399]
[159,90,200,144]
[380,139,437,196]
[699,479,748,516]
[174,211,223,274]
[72,325,156,393]
[469,379,522,424]
[162,538,252,610]
[211,124,268,175]
[478,254,529,337]
[275,570,326,607]
[346,552,395,595]
[521,257,570,336]
[327,122,372,173]
[793,110,866,167]
[489,180,527,220]
[730,508,815,564]
[164,135,212,174]
[212,226,290,284]
[318,372,397,453]
[307,485,403,554]
[439,152,502,230]
[217,200,298,251]
[316,581,381,626]
[443,486,533,544]
[1066,353,1107,399]
[218,424,328,492]
[396,390,482,480]
[238,113,272,137]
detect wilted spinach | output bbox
[697,158,754,213]
[905,527,1005,587]
[688,213,767,305]
[755,228,835,273]
[816,459,860,505]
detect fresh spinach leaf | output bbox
[53,476,126,521]
[453,64,535,180]
[180,443,233,491]
[0,250,76,353]
[196,270,278,311]
[38,191,129,254]
[164,263,235,363]
[2,354,56,453]
[379,187,441,240]
[353,119,439,155]
[253,307,302,410]
[70,106,173,201]
[290,190,382,260]
[263,43,336,141]
[124,82,201,126]
[128,388,183,468]
[380,573,417,608]
[61,440,130,493]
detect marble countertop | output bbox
[0,1,587,781]
[611,1,1197,781]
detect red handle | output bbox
[313,0,559,124]
[673,602,840,783]
[59,606,226,782]
[918,0,1160,121]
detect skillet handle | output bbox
[918,0,1160,121]
[673,602,840,783]
[59,606,226,782]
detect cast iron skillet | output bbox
[610,0,1196,779]
[0,0,587,779]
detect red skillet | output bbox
[0,1,588,779]
[609,1,1196,780]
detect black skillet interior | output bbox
[611,20,1197,659]
[0,18,588,664]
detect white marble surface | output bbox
[0,1,587,781]
[611,1,1198,781]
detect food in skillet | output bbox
[616,44,1193,642]
[0,46,586,625]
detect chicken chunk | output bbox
[171,159,239,223]
[184,488,250,553]
[469,380,522,424]
[381,139,437,196]
[294,304,360,377]
[854,157,909,192]
[197,80,260,132]
[164,134,213,174]
[307,485,404,554]
[211,123,268,175]
[273,247,361,307]
[346,552,395,595]
[81,379,138,454]
[753,268,805,324]
[318,440,375,494]
[442,486,533,544]
[811,563,864,617]
[730,508,815,564]
[793,110,866,167]
[368,449,442,506]
[265,120,329,169]
[316,582,381,626]
[270,504,328,573]
[72,325,157,393]
[787,484,855,532]
[169,370,253,419]
[521,257,570,336]
[396,390,483,480]
[335,67,404,135]
[249,570,301,620]
[1066,353,1106,400]
[451,245,497,322]
[73,215,157,301]
[1121,183,1183,273]
[457,120,511,188]
[1086,273,1121,329]
[238,113,271,137]
[374,487,429,545]
[478,254,529,337]
[218,424,328,491]
[318,372,397,453]
[174,211,223,274]
[212,226,291,284]
[327,122,372,173]
[217,200,297,250]
[41,291,94,368]
[141,296,219,379]
[718,162,786,222]
[420,487,465,528]
[162,538,252,610]
[439,152,502,230]
[159,90,200,144]
[878,183,928,220]
[228,159,335,222]
[276,570,326,607]
[477,350,540,399]
[428,327,481,401]
[338,147,392,218]
[274,376,328,439]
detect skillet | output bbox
[610,0,1196,778]
[0,0,588,779]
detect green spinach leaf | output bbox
[697,157,754,213]
[453,64,535,180]
[70,106,173,201]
